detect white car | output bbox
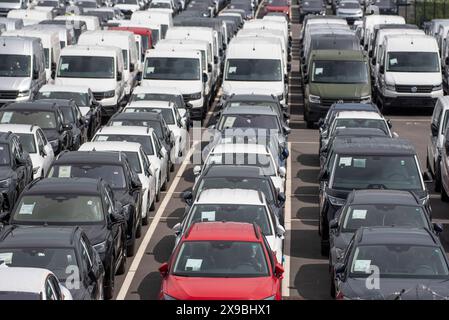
[196,143,286,193]
[172,188,285,263]
[0,124,54,179]
[123,100,188,163]
[0,267,72,300]
[79,141,157,223]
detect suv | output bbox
[0,131,33,215]
[303,50,371,128]
[6,178,128,299]
[319,137,431,256]
[0,225,105,300]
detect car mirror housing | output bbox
[172,222,182,235]
[431,123,438,137]
[159,262,169,277]
[193,165,201,176]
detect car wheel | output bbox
[441,184,449,202]
[116,248,126,275]
[142,204,149,225]
[161,173,167,191]
[435,161,442,192]
[321,240,329,257]
[330,278,336,299]
[149,197,155,212]
[136,218,142,238]
[170,160,175,172]
[104,260,115,300]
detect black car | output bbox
[331,227,449,299]
[299,0,326,23]
[183,165,286,221]
[318,137,431,256]
[107,111,174,171]
[48,150,145,242]
[0,225,105,300]
[329,189,442,280]
[0,102,71,155]
[5,178,127,300]
[0,132,33,216]
[36,99,88,150]
[36,87,102,140]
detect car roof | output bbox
[4,101,59,112]
[310,49,365,60]
[228,94,278,102]
[110,112,163,122]
[222,105,278,116]
[355,227,438,246]
[39,85,90,93]
[36,99,74,107]
[133,86,182,95]
[0,267,54,293]
[96,125,154,136]
[333,127,388,137]
[79,141,142,152]
[184,222,260,242]
[348,189,420,206]
[24,177,102,195]
[329,103,379,112]
[212,143,269,154]
[203,165,263,178]
[196,188,265,205]
[335,111,383,120]
[0,124,37,134]
[332,137,416,156]
[0,226,80,248]
[127,100,173,108]
[55,151,125,166]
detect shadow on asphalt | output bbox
[293,264,331,300]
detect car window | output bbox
[80,237,93,271]
[37,129,48,145]
[432,101,443,126]
[140,148,151,174]
[152,132,161,154]
[103,188,113,215]
[48,275,62,300]
[45,279,57,300]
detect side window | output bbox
[48,275,62,300]
[140,148,150,173]
[152,132,161,154]
[38,129,48,145]
[80,237,93,271]
[432,101,442,125]
[103,188,113,215]
[45,279,57,300]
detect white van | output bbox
[0,0,29,18]
[55,45,126,117]
[376,34,443,111]
[131,10,172,38]
[0,17,24,30]
[141,49,207,120]
[27,24,74,49]
[243,19,289,49]
[3,28,60,81]
[78,30,139,96]
[54,15,100,31]
[223,37,286,104]
[362,14,405,51]
[7,9,52,25]
[156,38,214,107]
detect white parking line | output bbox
[282,142,292,297]
[115,142,199,300]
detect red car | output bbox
[158,222,284,300]
[264,0,290,16]
[108,26,154,60]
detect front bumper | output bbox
[380,88,442,108]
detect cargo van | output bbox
[39,19,86,43]
[7,9,52,25]
[377,34,442,111]
[108,26,154,65]
[141,49,207,120]
[54,15,100,31]
[55,45,126,117]
[243,19,289,48]
[78,30,139,96]
[3,28,60,81]
[131,10,172,38]
[27,24,75,48]
[362,14,405,51]
[0,36,46,105]
[111,19,161,46]
[0,17,23,30]
[0,0,29,17]
[223,37,286,105]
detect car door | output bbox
[73,102,88,144]
[37,129,53,175]
[11,138,26,190]
[430,101,443,173]
[153,131,167,181]
[104,186,122,266]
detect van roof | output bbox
[310,49,365,60]
[0,36,41,52]
[166,26,214,36]
[227,37,282,58]
[157,38,209,49]
[2,29,59,43]
[146,48,201,59]
[384,34,438,52]
[60,44,121,57]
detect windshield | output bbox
[0,55,30,77]
[0,144,10,166]
[387,52,440,73]
[149,2,171,8]
[341,204,428,232]
[332,155,422,190]
[218,114,280,131]
[16,134,36,154]
[197,177,274,202]
[110,119,164,138]
[143,57,200,80]
[12,195,104,223]
[188,204,272,235]
[0,111,57,129]
[173,241,269,277]
[123,151,141,173]
[332,118,388,135]
[58,56,115,79]
[37,91,89,106]
[131,93,185,109]
[312,60,368,84]
[94,134,154,155]
[0,248,78,282]
[339,2,360,8]
[116,0,137,3]
[350,245,449,278]
[206,153,276,176]
[124,107,174,125]
[49,164,126,189]
[225,59,282,81]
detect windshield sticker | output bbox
[209,155,222,164]
[113,121,123,126]
[353,158,366,168]
[400,160,405,166]
[185,258,202,271]
[1,112,12,124]
[353,260,371,273]
[389,58,398,65]
[339,157,352,166]
[58,166,71,178]
[201,211,215,222]
[315,67,323,75]
[60,63,69,71]
[87,200,93,206]
[96,136,108,141]
[146,67,155,73]
[223,116,236,128]
[0,146,3,151]
[0,253,12,264]
[137,94,145,99]
[228,66,237,73]
[19,203,35,215]
[352,209,367,220]
[41,92,50,97]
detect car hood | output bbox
[55,78,117,92]
[0,77,32,92]
[309,83,371,99]
[0,166,14,180]
[337,8,362,14]
[141,80,202,95]
[78,224,109,246]
[385,72,442,86]
[115,4,139,10]
[342,277,449,300]
[165,276,275,300]
[41,129,60,142]
[223,81,284,97]
[333,232,354,252]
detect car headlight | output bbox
[0,178,11,188]
[32,166,41,175]
[263,295,276,300]
[17,90,30,98]
[309,94,320,104]
[385,83,395,91]
[433,84,443,91]
[162,293,177,300]
[328,195,346,207]
[360,95,371,103]
[93,241,107,254]
[104,90,115,98]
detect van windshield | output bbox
[143,57,200,80]
[0,55,30,77]
[57,56,115,79]
[312,60,368,84]
[386,52,440,73]
[225,59,282,81]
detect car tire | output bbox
[161,173,167,191]
[104,261,115,300]
[330,278,336,299]
[435,161,442,192]
[166,165,170,183]
[116,249,126,275]
[321,240,329,257]
[170,160,175,172]
[441,184,449,202]
[136,216,142,238]
[149,198,155,212]
[126,234,136,257]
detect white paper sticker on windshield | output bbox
[354,260,371,273]
[353,158,366,168]
[201,211,215,222]
[58,166,71,178]
[19,203,35,215]
[1,112,12,124]
[0,146,4,151]
[96,136,108,141]
[0,253,12,264]
[352,209,367,219]
[60,63,69,71]
[389,58,398,65]
[41,92,50,97]
[146,67,155,73]
[209,155,222,164]
[185,258,202,271]
[339,157,352,166]
[315,67,323,75]
[113,121,123,126]
[223,116,236,128]
[137,94,145,99]
[228,66,237,73]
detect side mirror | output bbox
[318,118,324,128]
[434,223,444,234]
[202,73,208,83]
[278,192,286,205]
[282,126,291,135]
[108,212,125,228]
[319,169,329,181]
[39,145,47,157]
[173,222,182,235]
[131,177,142,190]
[422,171,433,183]
[431,123,438,137]
[0,210,10,223]
[276,225,285,237]
[208,63,212,73]
[445,56,449,66]
[334,262,345,276]
[159,262,169,278]
[379,65,385,74]
[117,71,122,81]
[372,57,376,65]
[284,74,288,83]
[274,262,284,278]
[368,50,373,58]
[136,72,142,82]
[278,166,286,178]
[182,190,193,205]
[185,103,193,109]
[287,65,291,72]
[219,48,224,57]
[62,123,72,131]
[330,219,339,229]
[51,70,56,80]
[303,74,309,84]
[193,165,201,176]
[281,147,289,160]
